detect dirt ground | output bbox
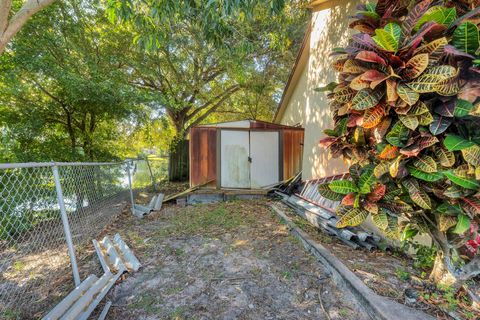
[103,198,370,320]
[274,202,480,320]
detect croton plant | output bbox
[318,0,480,286]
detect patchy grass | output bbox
[127,291,163,314]
[173,204,254,234]
[106,199,369,320]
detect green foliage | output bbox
[319,0,480,282]
[395,268,411,281]
[102,0,307,180]
[0,0,307,168]
[452,22,479,55]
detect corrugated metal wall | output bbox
[189,122,304,188]
[282,129,304,180]
[189,127,217,187]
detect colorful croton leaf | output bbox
[318,0,480,286]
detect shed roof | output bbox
[194,119,303,130]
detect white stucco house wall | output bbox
[274,0,363,180]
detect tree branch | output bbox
[186,84,240,122]
[0,0,56,54]
[188,85,241,129]
[0,0,12,34]
[458,255,480,282]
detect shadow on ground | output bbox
[104,198,370,320]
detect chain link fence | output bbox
[0,159,157,319]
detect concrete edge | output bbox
[270,204,435,320]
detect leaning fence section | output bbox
[0,159,154,319]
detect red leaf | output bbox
[378,145,399,159]
[461,197,480,217]
[342,193,356,206]
[319,137,337,148]
[355,51,387,65]
[348,33,378,53]
[367,184,387,202]
[361,70,387,82]
[400,136,438,157]
[362,104,384,129]
[444,45,475,59]
[400,0,433,44]
[348,114,364,127]
[459,81,480,103]
[402,22,439,52]
[375,0,400,17]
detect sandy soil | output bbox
[104,199,370,320]
[274,202,479,320]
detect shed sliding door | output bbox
[250,131,279,188]
[220,130,251,188]
[220,130,279,189]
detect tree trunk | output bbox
[427,225,460,288]
[430,253,458,287]
[168,138,189,182]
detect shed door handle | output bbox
[248,156,252,163]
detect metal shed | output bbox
[189,120,304,189]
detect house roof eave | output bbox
[273,25,311,123]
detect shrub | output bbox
[318,0,480,288]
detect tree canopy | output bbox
[0,0,308,165]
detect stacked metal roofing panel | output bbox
[277,173,381,250]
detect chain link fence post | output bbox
[126,161,135,214]
[145,157,157,191]
[52,164,81,286]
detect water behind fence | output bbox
[0,158,167,319]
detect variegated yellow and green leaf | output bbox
[352,89,383,110]
[318,184,345,201]
[407,165,443,182]
[336,208,369,228]
[434,75,460,96]
[439,215,457,232]
[434,147,455,167]
[417,111,433,125]
[413,155,437,173]
[397,83,419,106]
[410,101,429,115]
[415,6,456,31]
[407,75,445,93]
[402,178,431,209]
[372,211,388,230]
[403,54,429,80]
[443,170,480,190]
[328,180,358,194]
[386,121,410,147]
[413,37,448,57]
[462,145,480,166]
[374,161,391,178]
[343,59,368,74]
[399,114,419,130]
[334,85,356,103]
[358,166,376,194]
[373,23,401,52]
